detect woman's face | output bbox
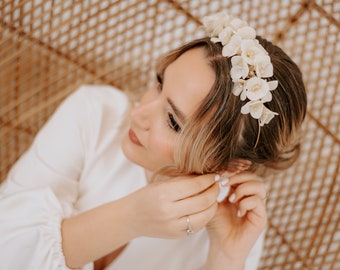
[121,48,215,171]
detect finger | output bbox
[228,180,266,204]
[169,174,217,200]
[179,202,218,235]
[215,170,238,180]
[229,172,262,186]
[237,196,267,228]
[213,172,236,202]
[174,182,219,214]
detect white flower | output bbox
[268,80,278,90]
[259,106,278,126]
[261,81,278,103]
[222,34,242,57]
[202,12,279,125]
[260,80,278,102]
[261,91,272,102]
[229,18,247,30]
[236,26,256,40]
[230,55,249,81]
[219,27,234,45]
[241,100,278,125]
[241,39,267,65]
[241,100,264,119]
[245,77,269,100]
[232,79,246,100]
[211,27,233,45]
[254,54,273,78]
[203,13,231,37]
[202,16,222,37]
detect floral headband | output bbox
[202,12,278,126]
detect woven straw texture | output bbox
[0,1,339,269]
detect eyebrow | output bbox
[167,97,186,123]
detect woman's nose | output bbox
[129,102,153,131]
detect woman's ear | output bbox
[226,159,252,173]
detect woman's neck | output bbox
[144,170,153,183]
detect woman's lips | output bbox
[128,128,143,146]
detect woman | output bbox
[0,13,306,270]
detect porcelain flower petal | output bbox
[202,12,279,125]
[241,39,267,65]
[222,34,242,57]
[230,56,249,81]
[254,54,273,78]
[268,80,278,90]
[230,18,247,30]
[232,79,246,97]
[203,13,231,37]
[261,91,272,102]
[245,77,269,100]
[236,26,256,40]
[202,15,222,37]
[232,84,243,96]
[259,106,279,126]
[219,27,233,45]
[241,100,264,119]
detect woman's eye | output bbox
[168,113,181,133]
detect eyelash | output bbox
[168,113,181,133]
[156,73,181,133]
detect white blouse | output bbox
[0,85,264,270]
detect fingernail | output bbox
[237,210,242,218]
[229,193,236,203]
[214,174,221,181]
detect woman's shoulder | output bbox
[71,85,130,135]
[75,84,129,107]
[50,84,130,142]
[66,84,130,121]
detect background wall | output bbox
[0,0,339,269]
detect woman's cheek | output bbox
[149,131,175,164]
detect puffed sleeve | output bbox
[0,86,96,269]
[0,188,66,269]
[1,86,90,202]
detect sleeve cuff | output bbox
[0,188,69,269]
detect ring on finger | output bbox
[186,216,194,236]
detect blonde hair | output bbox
[156,37,307,175]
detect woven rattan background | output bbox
[0,0,339,269]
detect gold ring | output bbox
[186,216,194,235]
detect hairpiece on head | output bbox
[202,12,278,126]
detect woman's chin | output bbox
[121,134,154,171]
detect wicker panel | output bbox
[0,0,339,269]
[261,116,340,269]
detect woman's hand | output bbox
[62,173,219,268]
[125,173,220,239]
[206,172,268,269]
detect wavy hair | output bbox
[155,37,307,175]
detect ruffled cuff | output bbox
[0,188,70,269]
